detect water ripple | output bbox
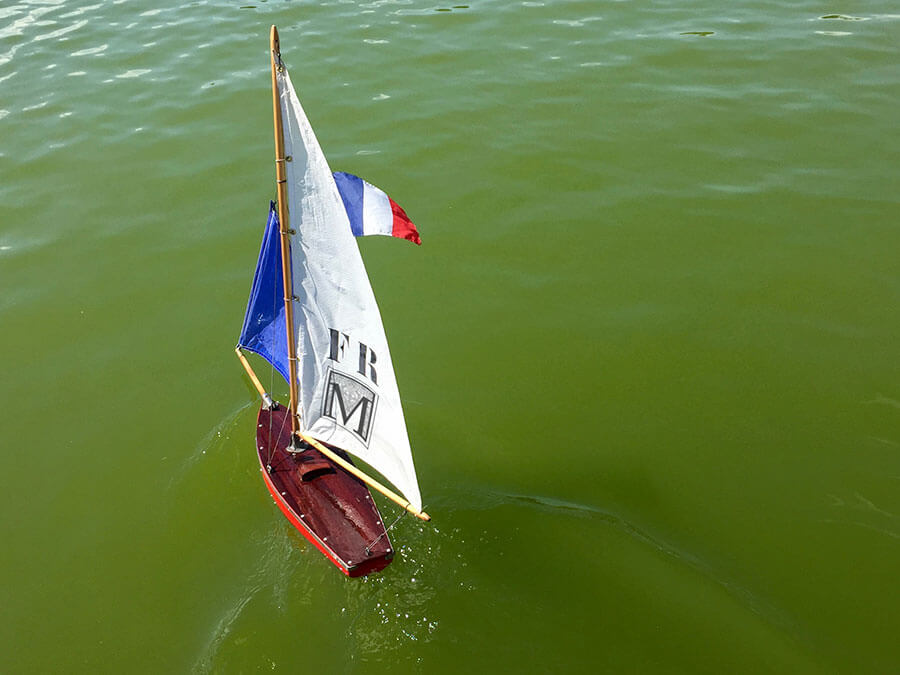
[71,44,107,56]
[33,17,86,41]
[490,489,799,636]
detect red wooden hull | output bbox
[255,404,393,577]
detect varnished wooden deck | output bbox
[256,404,393,577]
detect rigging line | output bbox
[268,406,289,469]
[267,200,279,466]
[266,354,281,468]
[265,353,289,468]
[365,507,408,555]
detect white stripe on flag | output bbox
[362,180,393,236]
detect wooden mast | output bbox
[270,25,300,438]
[264,25,430,522]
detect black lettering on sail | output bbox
[329,328,351,362]
[358,343,378,384]
[322,369,377,445]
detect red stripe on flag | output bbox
[389,198,422,245]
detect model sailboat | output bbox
[235,26,429,577]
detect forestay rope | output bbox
[365,508,408,556]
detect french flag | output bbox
[333,171,422,245]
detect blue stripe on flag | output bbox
[333,171,365,237]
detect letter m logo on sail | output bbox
[322,369,378,445]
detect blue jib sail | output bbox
[237,202,289,384]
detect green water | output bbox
[2,1,898,672]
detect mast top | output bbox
[270,25,282,70]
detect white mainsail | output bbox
[276,68,422,511]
